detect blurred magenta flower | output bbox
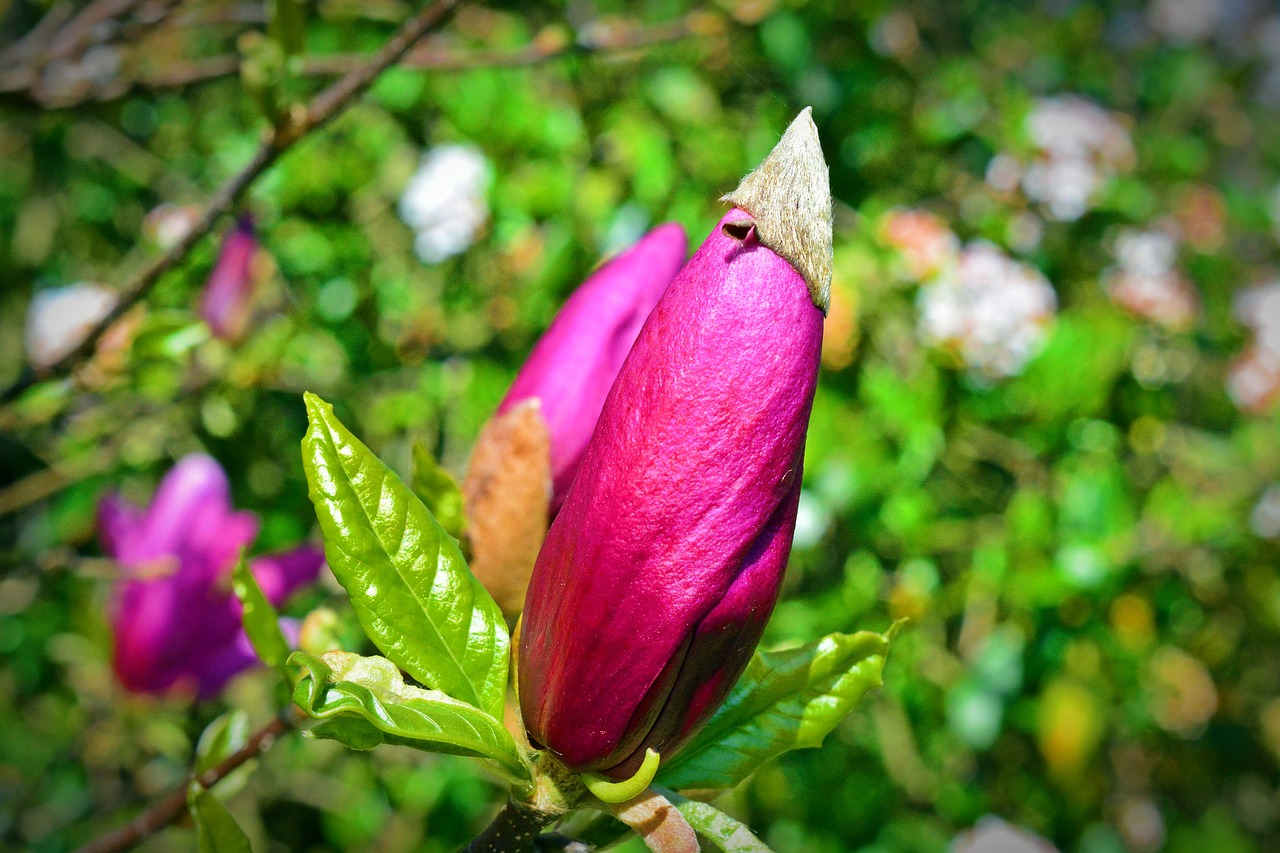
[498,222,687,512]
[518,111,831,776]
[98,454,324,697]
[198,216,260,341]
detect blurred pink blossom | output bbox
[99,454,325,698]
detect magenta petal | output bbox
[134,455,245,561]
[97,494,144,561]
[498,223,687,511]
[199,216,259,341]
[518,211,824,771]
[99,453,320,699]
[249,546,326,606]
[188,629,262,698]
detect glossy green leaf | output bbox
[188,785,251,853]
[657,788,773,852]
[656,628,895,791]
[411,438,467,540]
[300,393,508,718]
[290,650,532,794]
[195,710,250,776]
[231,555,290,671]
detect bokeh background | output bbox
[3,0,1280,850]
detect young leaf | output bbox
[657,788,773,852]
[231,555,291,671]
[411,438,467,539]
[188,785,251,853]
[656,628,895,791]
[195,710,251,776]
[291,650,532,794]
[300,393,508,718]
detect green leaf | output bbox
[411,438,467,540]
[656,628,895,791]
[188,785,251,853]
[195,710,250,776]
[231,555,291,671]
[290,650,532,794]
[300,393,508,718]
[658,788,773,852]
[268,0,306,57]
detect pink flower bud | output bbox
[518,111,832,775]
[199,216,260,341]
[99,454,324,697]
[462,225,687,617]
[497,223,688,512]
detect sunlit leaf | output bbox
[658,788,773,852]
[301,393,508,717]
[291,650,532,794]
[231,554,290,672]
[657,627,895,791]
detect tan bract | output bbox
[721,107,834,313]
[462,400,552,617]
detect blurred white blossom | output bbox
[398,144,492,264]
[1104,228,1199,330]
[950,816,1058,853]
[1147,0,1222,42]
[1229,281,1280,412]
[1116,796,1166,853]
[142,203,201,250]
[994,96,1134,221]
[1251,484,1280,538]
[25,283,117,369]
[917,242,1057,380]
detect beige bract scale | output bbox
[917,242,1057,380]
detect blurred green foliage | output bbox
[2,0,1280,851]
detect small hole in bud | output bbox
[722,219,755,241]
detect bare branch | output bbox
[0,0,466,405]
[72,709,300,853]
[0,11,721,105]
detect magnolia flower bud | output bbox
[518,110,832,775]
[463,224,687,616]
[199,215,260,341]
[99,454,324,697]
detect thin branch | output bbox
[0,453,112,519]
[73,709,300,853]
[0,0,466,406]
[0,10,720,105]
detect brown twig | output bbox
[0,10,719,105]
[0,0,466,406]
[0,453,112,519]
[73,709,300,853]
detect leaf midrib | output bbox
[313,413,488,711]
